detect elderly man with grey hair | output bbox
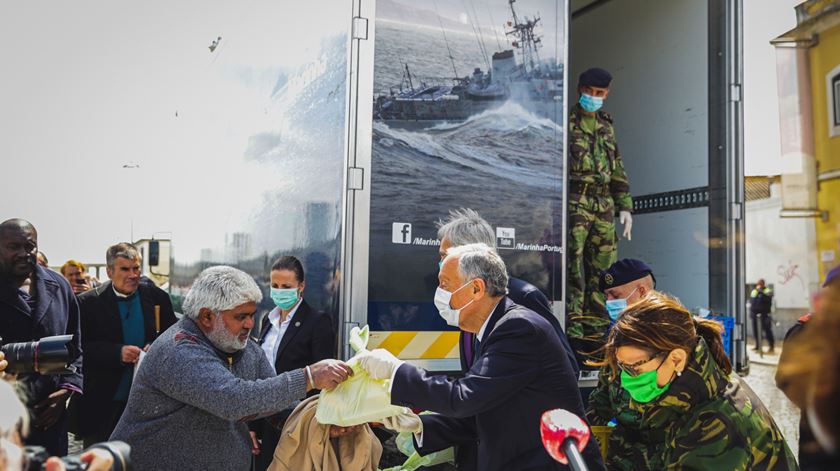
[436,208,578,376]
[110,266,352,471]
[358,244,604,471]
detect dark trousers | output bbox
[26,408,69,457]
[83,401,127,448]
[750,312,775,349]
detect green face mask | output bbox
[620,367,672,403]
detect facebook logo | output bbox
[392,223,412,244]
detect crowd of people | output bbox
[1,208,839,471]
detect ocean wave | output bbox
[428,100,563,133]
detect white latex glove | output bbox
[619,211,633,240]
[382,409,423,433]
[357,348,403,380]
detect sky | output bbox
[0,1,350,265]
[0,0,804,266]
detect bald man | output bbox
[0,218,83,456]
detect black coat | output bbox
[256,299,336,374]
[74,281,176,436]
[0,265,83,455]
[393,298,605,471]
[459,277,578,376]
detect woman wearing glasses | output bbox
[591,291,797,470]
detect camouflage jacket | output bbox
[588,338,798,470]
[568,104,633,212]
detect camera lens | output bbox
[89,441,132,471]
[1,335,73,374]
[1,341,37,374]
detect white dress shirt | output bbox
[260,300,301,370]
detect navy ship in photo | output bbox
[374,0,563,127]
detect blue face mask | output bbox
[579,93,604,113]
[270,288,299,310]
[605,287,638,321]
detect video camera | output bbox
[0,335,76,375]
[24,441,131,471]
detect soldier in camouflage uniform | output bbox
[591,292,798,470]
[567,67,633,363]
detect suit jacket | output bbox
[459,277,578,376]
[257,299,336,375]
[0,265,83,456]
[393,298,605,471]
[74,280,176,435]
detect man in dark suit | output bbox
[359,244,604,471]
[74,242,176,446]
[0,218,83,456]
[436,208,577,375]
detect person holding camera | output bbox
[110,266,353,471]
[72,243,177,447]
[0,219,83,457]
[60,260,91,296]
[0,379,118,471]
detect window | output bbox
[829,64,840,138]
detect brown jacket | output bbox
[268,396,382,471]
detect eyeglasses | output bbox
[617,352,665,377]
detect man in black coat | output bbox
[0,218,83,456]
[436,209,577,375]
[74,242,176,446]
[359,244,604,471]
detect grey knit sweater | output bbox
[110,317,307,470]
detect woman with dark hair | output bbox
[591,291,797,470]
[254,255,337,471]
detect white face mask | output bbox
[434,280,476,327]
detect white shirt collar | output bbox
[476,298,503,342]
[267,299,303,325]
[112,283,135,298]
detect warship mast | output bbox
[506,0,542,72]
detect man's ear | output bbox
[472,278,487,299]
[197,308,215,329]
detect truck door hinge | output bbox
[348,167,364,190]
[731,202,742,220]
[352,17,369,40]
[730,83,742,103]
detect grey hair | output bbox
[436,208,495,248]
[445,243,508,297]
[182,266,263,320]
[106,242,141,268]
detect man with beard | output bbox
[0,218,83,456]
[110,266,353,471]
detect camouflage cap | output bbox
[579,67,612,88]
[600,258,655,291]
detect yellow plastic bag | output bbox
[315,325,407,426]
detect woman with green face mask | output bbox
[253,255,339,471]
[592,291,798,470]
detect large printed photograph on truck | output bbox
[366,0,568,366]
